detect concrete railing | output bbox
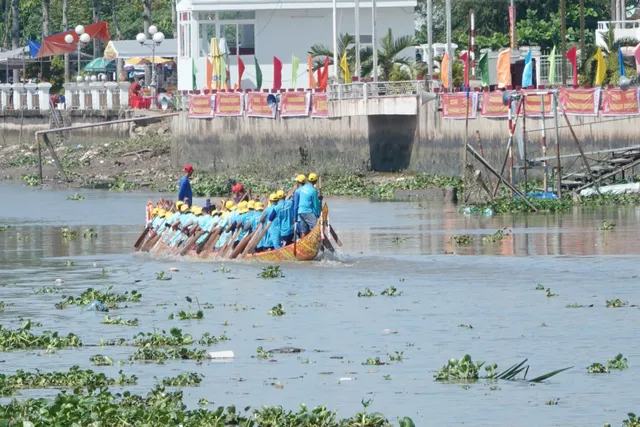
[597,20,640,30]
[0,83,52,110]
[327,80,428,101]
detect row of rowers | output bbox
[148,173,322,253]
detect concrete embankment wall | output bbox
[0,110,135,148]
[169,100,640,176]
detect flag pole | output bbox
[426,0,433,81]
[355,0,361,79]
[332,0,338,78]
[372,0,378,81]
[445,0,452,92]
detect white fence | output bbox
[327,80,429,101]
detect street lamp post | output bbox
[65,25,91,79]
[137,25,165,100]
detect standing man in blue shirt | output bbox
[178,164,194,207]
[295,173,321,237]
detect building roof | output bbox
[179,0,416,12]
[102,39,178,59]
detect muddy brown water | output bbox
[1,180,639,426]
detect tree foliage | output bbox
[416,0,610,51]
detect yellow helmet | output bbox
[180,204,189,212]
[225,200,236,210]
[192,207,203,215]
[269,193,278,202]
[176,201,184,208]
[152,208,159,215]
[308,173,318,183]
[255,202,264,211]
[163,211,172,218]
[236,201,248,214]
[157,209,166,217]
[276,190,285,199]
[295,174,306,184]
[248,200,256,210]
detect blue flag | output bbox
[522,48,533,87]
[618,45,626,77]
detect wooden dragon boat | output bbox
[136,203,329,262]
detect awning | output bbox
[84,57,116,72]
[36,22,110,58]
[124,57,173,66]
[102,39,177,59]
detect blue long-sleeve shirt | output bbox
[264,205,281,249]
[278,199,294,237]
[297,183,320,216]
[293,188,301,218]
[178,176,192,206]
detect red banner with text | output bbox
[559,88,600,116]
[280,92,311,117]
[480,92,509,118]
[310,93,328,118]
[246,92,276,118]
[602,89,640,116]
[441,93,478,119]
[521,90,553,117]
[188,94,213,119]
[214,92,244,117]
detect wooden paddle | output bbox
[198,226,223,256]
[240,223,263,258]
[243,221,272,257]
[229,226,256,259]
[180,230,205,256]
[328,224,343,247]
[134,225,151,250]
[217,227,241,260]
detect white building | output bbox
[175,0,417,91]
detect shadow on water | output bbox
[1,181,640,426]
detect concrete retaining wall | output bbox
[0,110,134,147]
[173,98,640,177]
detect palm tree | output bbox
[308,33,356,80]
[578,27,639,86]
[361,29,418,81]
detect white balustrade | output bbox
[38,83,52,110]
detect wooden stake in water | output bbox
[540,95,548,193]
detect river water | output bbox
[1,180,639,426]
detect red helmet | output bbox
[184,164,194,173]
[232,183,244,193]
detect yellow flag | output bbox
[496,48,511,89]
[594,47,607,85]
[340,52,351,83]
[441,52,450,89]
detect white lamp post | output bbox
[65,25,91,79]
[136,25,165,99]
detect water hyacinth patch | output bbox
[67,193,85,201]
[255,346,273,360]
[545,288,558,297]
[435,355,572,383]
[170,310,204,320]
[357,288,376,297]
[102,315,139,327]
[535,283,545,290]
[90,354,114,366]
[587,362,609,374]
[156,271,172,280]
[258,265,283,279]
[83,228,98,239]
[268,304,286,316]
[33,286,60,294]
[55,286,141,310]
[381,286,402,297]
[60,227,78,239]
[0,366,135,390]
[158,372,204,387]
[482,230,506,243]
[450,235,474,246]
[363,357,386,366]
[129,347,208,363]
[132,328,227,347]
[598,220,616,230]
[0,385,414,427]
[606,299,627,308]
[0,321,82,352]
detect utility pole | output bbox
[509,0,516,49]
[355,0,361,79]
[426,0,433,80]
[372,0,378,81]
[561,0,567,85]
[445,0,452,91]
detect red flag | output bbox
[319,56,330,88]
[206,59,213,90]
[238,57,245,89]
[459,51,469,87]
[565,46,578,86]
[273,56,283,90]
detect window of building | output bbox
[179,12,192,58]
[197,11,256,56]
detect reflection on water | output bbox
[2,181,640,427]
